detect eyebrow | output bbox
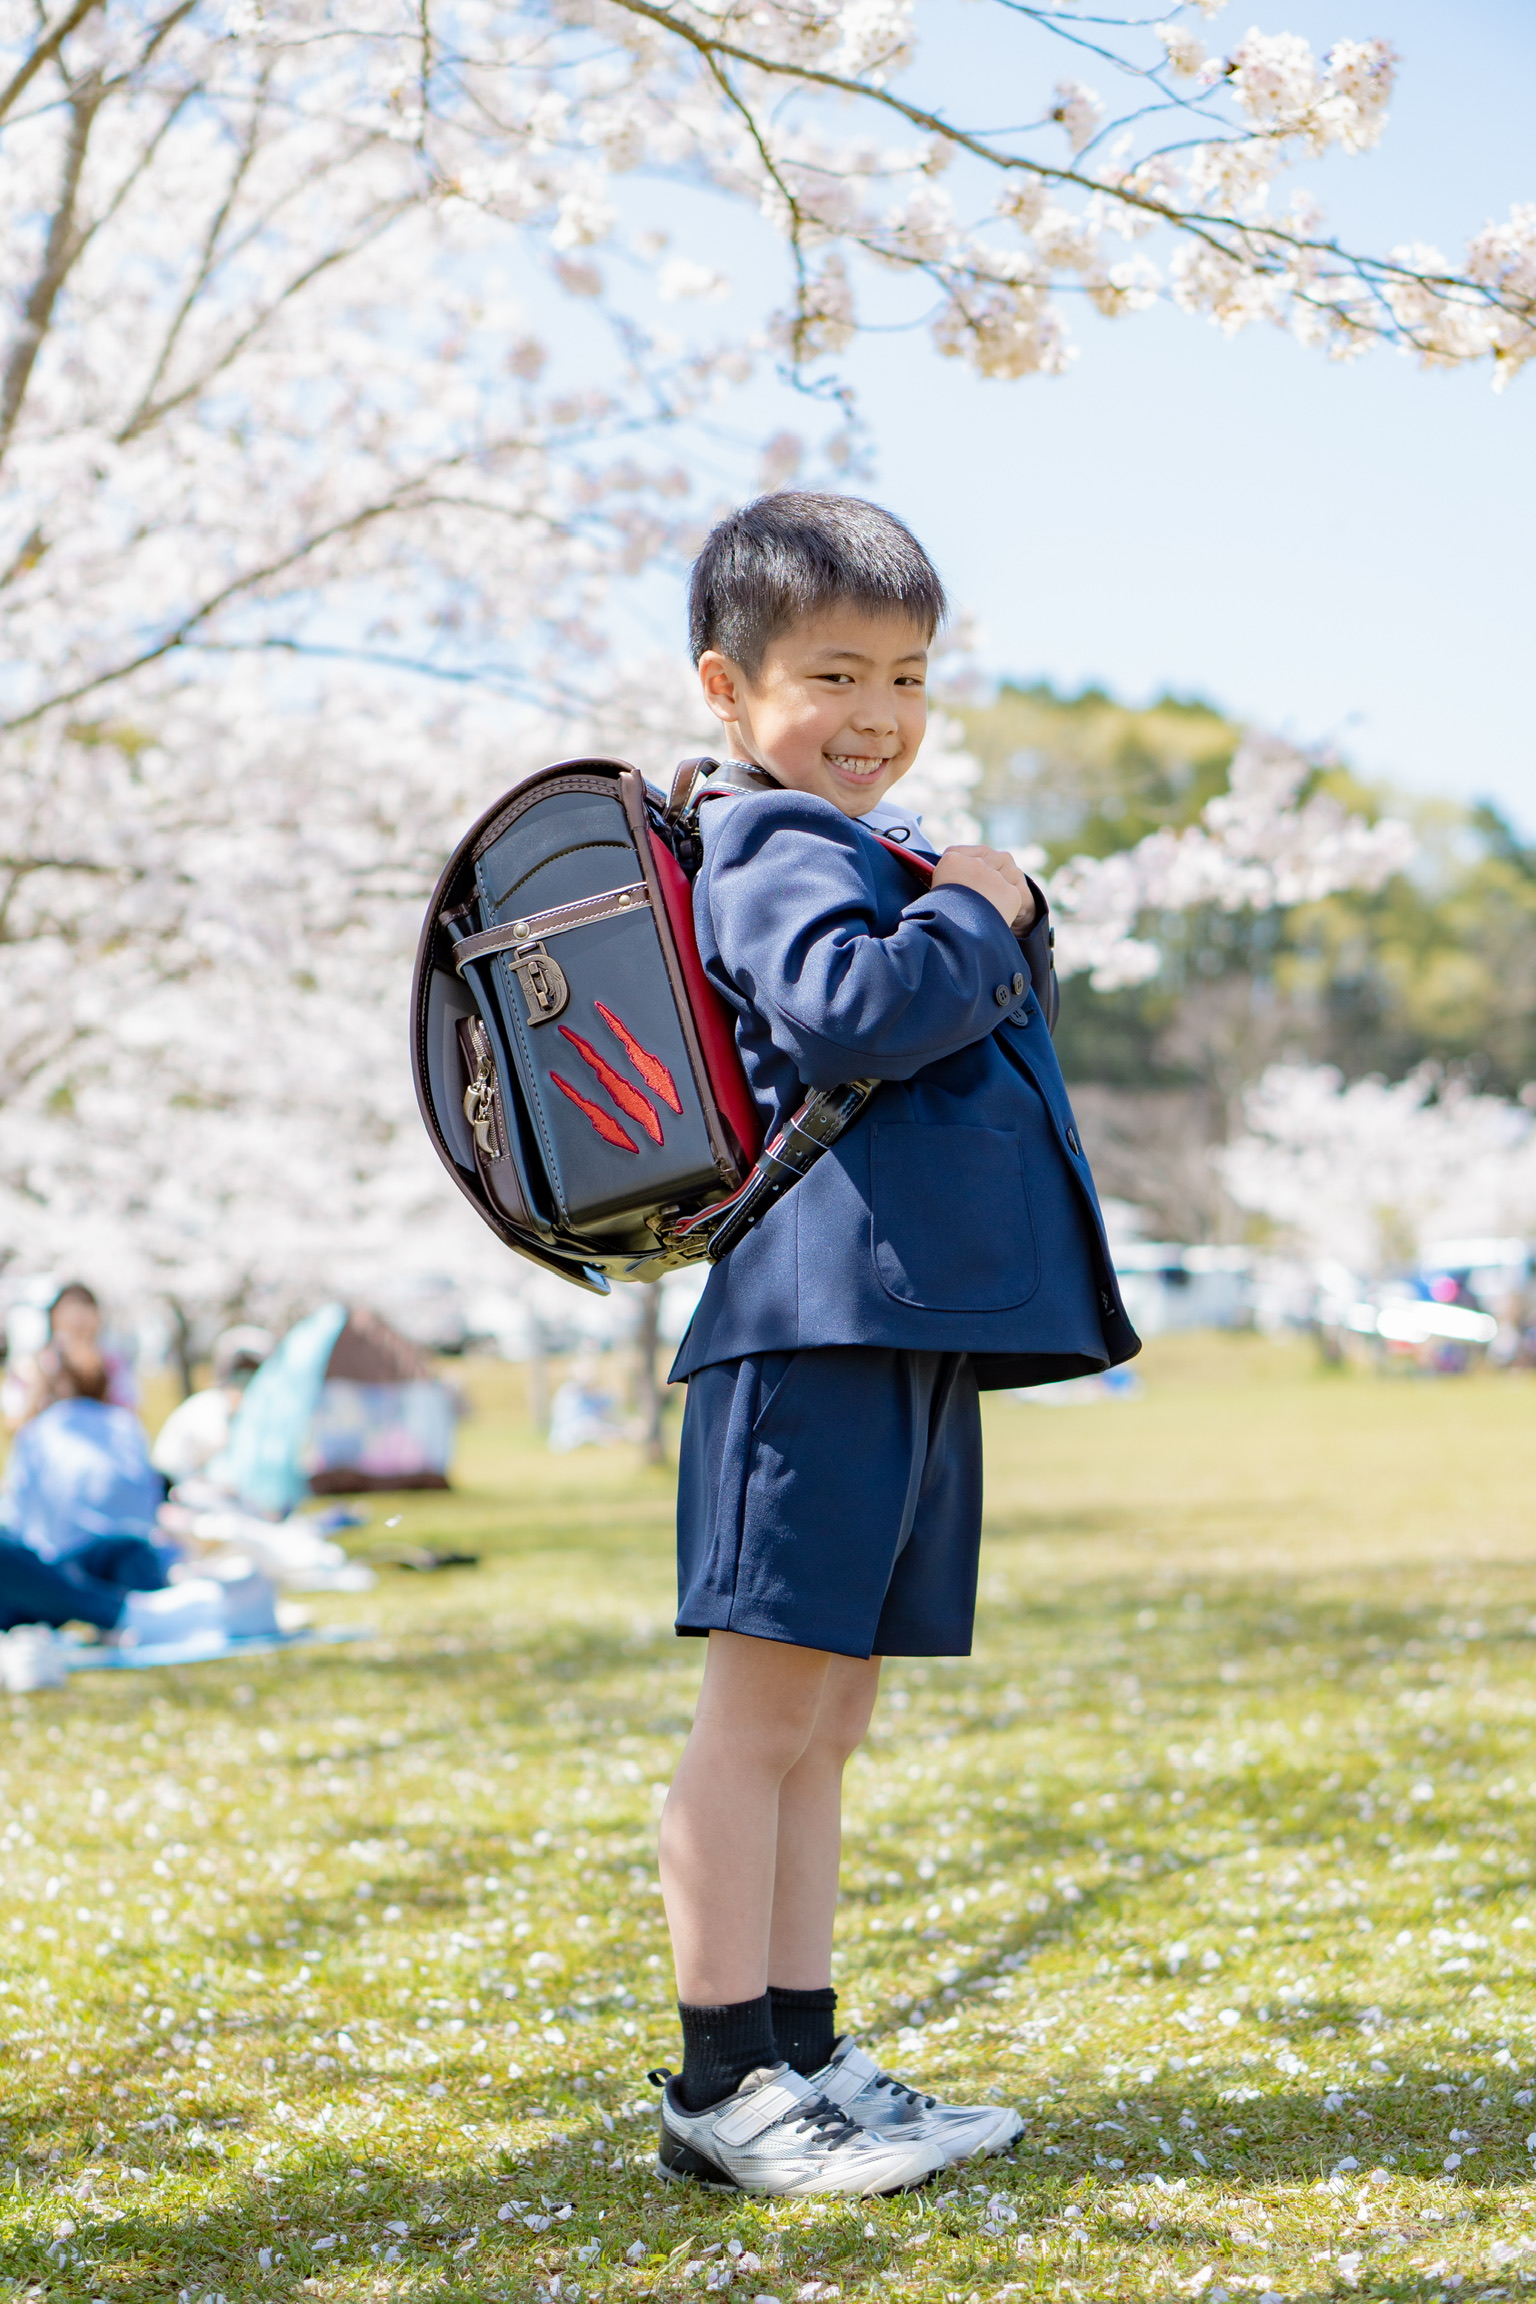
[804,647,928,666]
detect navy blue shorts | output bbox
[675,1347,982,1659]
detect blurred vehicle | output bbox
[1111,1243,1254,1338]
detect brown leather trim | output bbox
[619,767,744,1190]
[451,882,650,969]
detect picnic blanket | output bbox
[61,1625,370,1672]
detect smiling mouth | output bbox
[825,753,892,778]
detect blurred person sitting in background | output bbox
[150,1325,274,1487]
[42,1281,138,1409]
[3,1340,166,1579]
[2,1279,139,1425]
[0,1346,276,1645]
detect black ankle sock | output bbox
[768,1983,838,2078]
[676,1994,778,2112]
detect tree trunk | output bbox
[525,1315,550,1436]
[635,1282,665,1467]
[167,1300,196,1400]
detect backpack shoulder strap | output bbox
[667,756,717,822]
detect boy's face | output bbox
[697,608,928,816]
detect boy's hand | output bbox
[932,845,1037,933]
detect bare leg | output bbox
[659,1629,835,2006]
[767,1655,882,1989]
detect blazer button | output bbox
[1066,1126,1082,1154]
[994,984,1010,1005]
[1011,971,1025,995]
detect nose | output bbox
[850,691,897,735]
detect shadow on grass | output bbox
[16,1560,1536,2295]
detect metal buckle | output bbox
[507,940,569,1025]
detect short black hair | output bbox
[689,492,947,676]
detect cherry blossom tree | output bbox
[1,0,1525,1332]
[900,727,1415,988]
[4,0,1529,757]
[1221,1063,1536,1275]
[567,0,1536,387]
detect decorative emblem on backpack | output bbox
[595,1001,682,1114]
[558,1026,665,1143]
[544,1004,685,1157]
[549,1072,639,1153]
[506,940,568,1025]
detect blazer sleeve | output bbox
[700,791,1031,1090]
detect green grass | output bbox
[5,1335,1536,2304]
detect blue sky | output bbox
[845,0,1536,830]
[609,0,1536,831]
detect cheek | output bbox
[765,692,843,751]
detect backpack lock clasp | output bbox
[506,939,569,1026]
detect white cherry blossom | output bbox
[1222,1066,1536,1276]
[0,0,1521,1321]
[901,730,1414,994]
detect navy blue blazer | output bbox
[669,788,1140,1387]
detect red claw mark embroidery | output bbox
[558,1027,664,1144]
[549,1071,639,1153]
[595,1002,683,1114]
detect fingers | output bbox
[934,844,1038,933]
[931,850,1022,930]
[943,843,1029,888]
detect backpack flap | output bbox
[464,770,732,1244]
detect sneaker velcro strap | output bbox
[821,2043,880,2102]
[713,2073,814,2147]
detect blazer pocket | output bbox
[871,1123,1039,1311]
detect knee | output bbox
[688,1681,824,1782]
[803,1689,877,1771]
[751,1693,830,1779]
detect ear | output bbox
[698,649,746,728]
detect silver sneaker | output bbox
[655,2061,948,2196]
[808,2037,1024,2163]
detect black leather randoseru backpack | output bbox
[411,758,1057,1296]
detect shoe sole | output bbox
[656,2130,939,2198]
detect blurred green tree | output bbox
[951,682,1536,1237]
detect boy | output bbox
[654,493,1139,2195]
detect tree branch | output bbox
[595,0,1535,345]
[116,66,277,440]
[0,68,102,473]
[0,0,99,128]
[0,453,630,732]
